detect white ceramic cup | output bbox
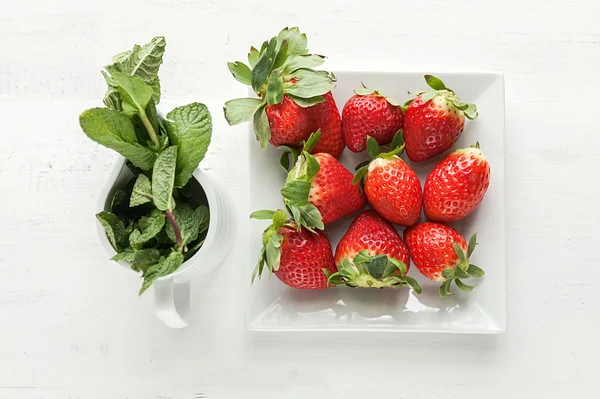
[96,156,229,328]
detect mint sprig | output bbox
[80,37,212,295]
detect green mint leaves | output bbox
[130,174,152,207]
[103,36,166,110]
[83,37,212,295]
[151,146,178,211]
[79,108,157,170]
[165,103,212,188]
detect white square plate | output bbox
[246,71,506,334]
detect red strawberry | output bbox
[281,131,366,230]
[404,75,478,162]
[224,27,344,158]
[342,85,404,152]
[403,222,484,297]
[251,209,336,290]
[424,144,491,222]
[309,92,344,157]
[265,94,310,147]
[354,134,422,227]
[326,210,421,291]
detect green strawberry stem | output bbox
[404,75,478,120]
[250,209,288,283]
[352,131,405,186]
[325,250,422,292]
[279,131,325,232]
[438,233,484,298]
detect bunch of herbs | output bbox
[80,37,212,295]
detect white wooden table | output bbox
[1,0,599,397]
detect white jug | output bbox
[96,156,229,328]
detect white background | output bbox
[1,0,599,397]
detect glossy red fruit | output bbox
[335,210,410,268]
[251,209,336,290]
[265,92,344,158]
[404,75,478,162]
[281,131,365,231]
[265,94,310,147]
[342,89,404,152]
[364,156,422,226]
[424,144,490,222]
[225,28,346,157]
[309,153,366,224]
[404,222,484,297]
[310,92,344,158]
[326,210,421,291]
[275,225,336,290]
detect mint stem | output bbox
[165,209,183,252]
[140,112,160,149]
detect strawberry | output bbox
[353,133,422,226]
[326,210,421,291]
[251,209,336,290]
[404,75,478,162]
[424,143,491,222]
[342,84,404,152]
[224,27,344,158]
[280,131,366,230]
[403,222,484,297]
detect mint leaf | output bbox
[196,205,210,235]
[129,209,166,248]
[103,36,166,108]
[224,98,264,125]
[96,211,127,251]
[79,108,157,170]
[110,71,154,117]
[120,37,165,97]
[80,107,136,145]
[132,248,161,272]
[166,203,201,247]
[165,103,212,188]
[130,174,152,207]
[110,188,129,217]
[227,61,252,85]
[111,247,135,263]
[139,251,184,295]
[285,69,335,99]
[151,146,178,211]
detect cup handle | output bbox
[153,277,191,329]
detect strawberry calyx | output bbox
[353,81,401,107]
[403,74,478,120]
[323,250,422,292]
[352,130,405,187]
[249,208,294,283]
[438,233,485,298]
[279,131,324,232]
[224,27,337,149]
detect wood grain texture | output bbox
[1,0,600,397]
